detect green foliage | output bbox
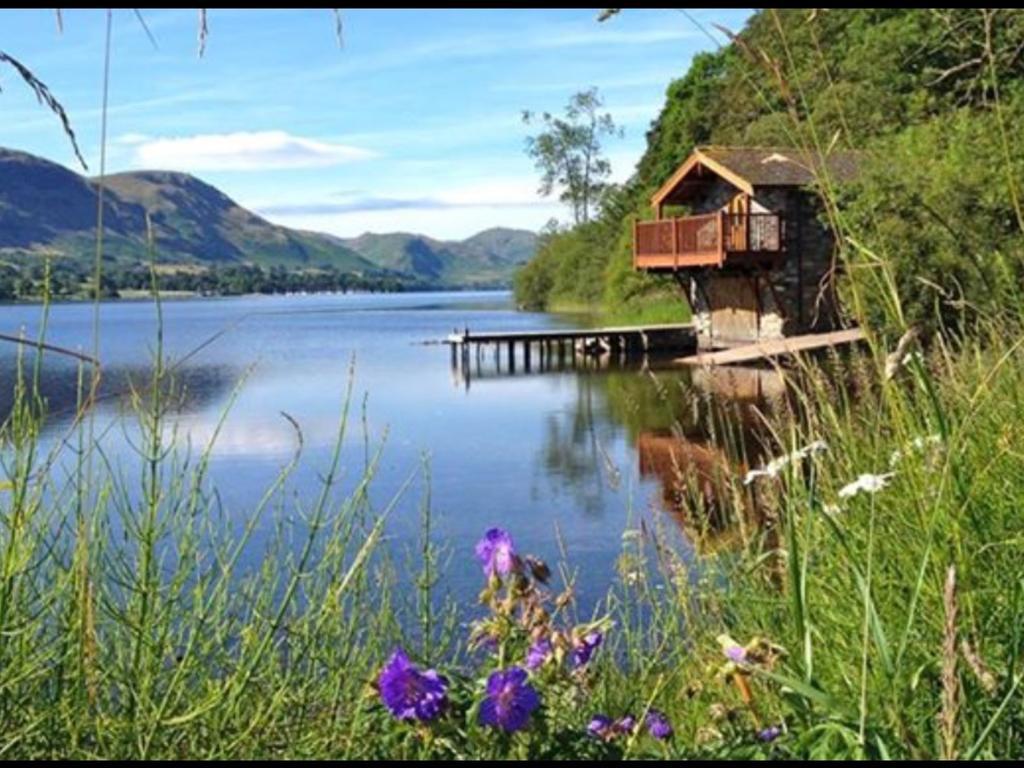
[838,92,1024,332]
[513,222,609,311]
[515,9,1024,331]
[0,258,419,302]
[523,88,622,226]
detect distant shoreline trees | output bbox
[0,260,444,303]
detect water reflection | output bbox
[0,357,240,424]
[541,361,791,554]
[0,292,798,611]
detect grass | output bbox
[1,230,1023,759]
[2,8,1023,760]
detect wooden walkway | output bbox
[445,322,693,373]
[677,327,866,367]
[445,322,693,347]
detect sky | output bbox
[1,8,753,240]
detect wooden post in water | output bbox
[524,341,532,371]
[508,340,515,372]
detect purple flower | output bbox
[587,714,613,739]
[724,644,747,663]
[645,709,673,740]
[614,715,637,735]
[758,725,782,742]
[475,527,518,577]
[479,667,540,733]
[525,637,552,670]
[378,648,448,722]
[571,631,603,668]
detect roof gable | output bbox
[651,145,862,208]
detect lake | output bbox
[0,291,779,614]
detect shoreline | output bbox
[0,285,515,307]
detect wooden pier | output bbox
[445,323,694,386]
[677,327,866,367]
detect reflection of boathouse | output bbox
[633,146,860,350]
[636,365,788,552]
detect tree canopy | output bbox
[514,8,1024,332]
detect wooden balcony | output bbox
[633,212,785,271]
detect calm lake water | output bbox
[0,291,779,614]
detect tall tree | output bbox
[523,88,621,225]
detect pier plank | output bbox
[677,328,866,367]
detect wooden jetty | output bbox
[677,327,865,367]
[445,322,694,383]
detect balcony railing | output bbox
[633,212,785,271]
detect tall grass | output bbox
[2,7,1024,760]
[4,237,1023,758]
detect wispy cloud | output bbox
[259,195,549,217]
[299,18,700,83]
[131,130,375,171]
[256,177,554,228]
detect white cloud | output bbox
[131,130,375,172]
[114,132,152,145]
[255,176,583,239]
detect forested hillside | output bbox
[515,8,1024,331]
[0,148,537,298]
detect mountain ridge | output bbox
[0,147,535,288]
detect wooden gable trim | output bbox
[650,148,755,212]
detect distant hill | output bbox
[337,227,536,287]
[0,147,536,287]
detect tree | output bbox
[523,88,622,225]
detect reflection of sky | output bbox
[0,292,694,612]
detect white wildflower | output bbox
[838,472,895,499]
[889,433,943,468]
[743,440,828,485]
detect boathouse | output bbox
[633,146,860,349]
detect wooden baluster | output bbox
[672,215,679,270]
[718,210,725,266]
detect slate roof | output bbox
[696,145,862,186]
[651,145,863,207]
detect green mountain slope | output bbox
[339,227,535,287]
[0,147,537,287]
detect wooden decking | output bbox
[678,327,866,367]
[445,322,693,347]
[633,211,785,272]
[444,323,695,385]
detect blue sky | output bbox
[2,8,753,239]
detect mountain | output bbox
[0,147,536,287]
[337,227,535,287]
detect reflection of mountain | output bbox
[0,357,239,426]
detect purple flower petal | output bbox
[614,715,637,735]
[525,637,552,670]
[475,528,518,577]
[758,725,782,742]
[478,666,540,733]
[645,708,673,740]
[378,647,448,722]
[571,630,604,668]
[587,714,613,739]
[724,644,747,663]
